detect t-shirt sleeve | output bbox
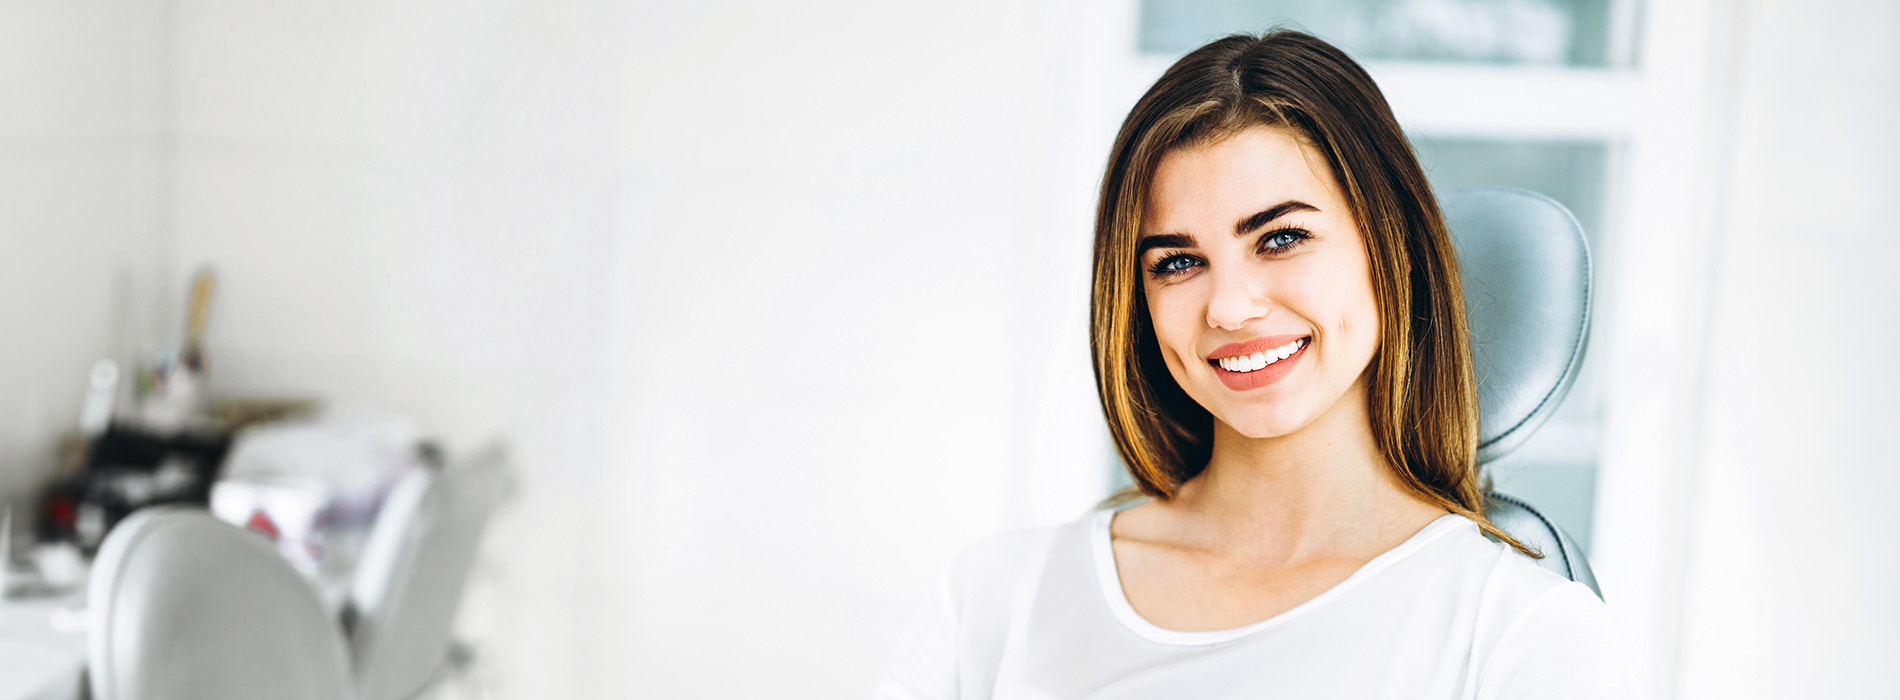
[872,567,960,700]
[1475,582,1645,700]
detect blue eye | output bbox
[1147,254,1201,276]
[1261,228,1312,253]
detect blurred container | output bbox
[208,409,431,609]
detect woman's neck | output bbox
[1163,382,1446,564]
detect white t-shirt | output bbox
[875,511,1642,699]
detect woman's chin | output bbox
[1213,409,1313,440]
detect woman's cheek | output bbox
[1146,289,1194,377]
[1334,287,1381,363]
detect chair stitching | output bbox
[1476,187,1592,456]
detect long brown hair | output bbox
[1089,30,1535,556]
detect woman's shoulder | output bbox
[876,515,1099,700]
[1432,523,1643,697]
[940,511,1101,599]
[1420,519,1615,631]
[1471,577,1642,697]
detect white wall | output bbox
[166,0,624,696]
[601,2,1109,696]
[1676,1,1900,698]
[0,1,168,525]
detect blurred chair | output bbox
[1444,186,1602,595]
[347,445,514,700]
[87,507,351,700]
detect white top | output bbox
[875,511,1642,700]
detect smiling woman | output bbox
[1134,130,1387,446]
[875,30,1639,699]
[1094,47,1504,549]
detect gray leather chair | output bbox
[1444,186,1601,596]
[87,507,352,700]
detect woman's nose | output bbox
[1204,269,1271,331]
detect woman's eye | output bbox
[1148,254,1200,276]
[1261,229,1311,253]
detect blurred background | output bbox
[1,0,1895,698]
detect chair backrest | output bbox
[88,507,351,700]
[347,445,513,700]
[1443,186,1601,595]
[1484,492,1600,591]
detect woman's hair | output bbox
[1089,30,1535,556]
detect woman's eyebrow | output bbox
[1137,233,1196,253]
[1235,200,1319,237]
[1137,200,1316,253]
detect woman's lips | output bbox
[1207,335,1309,391]
[1207,334,1309,360]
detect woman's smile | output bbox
[1207,335,1310,391]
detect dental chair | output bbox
[88,508,352,700]
[89,447,515,700]
[1445,186,1601,596]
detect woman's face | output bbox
[1139,126,1381,439]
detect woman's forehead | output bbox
[1144,127,1343,230]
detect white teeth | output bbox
[1216,338,1306,373]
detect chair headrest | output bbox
[88,508,350,700]
[1442,187,1592,465]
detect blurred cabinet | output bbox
[1139,0,1638,67]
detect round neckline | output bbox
[1091,509,1473,646]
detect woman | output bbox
[876,31,1638,699]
